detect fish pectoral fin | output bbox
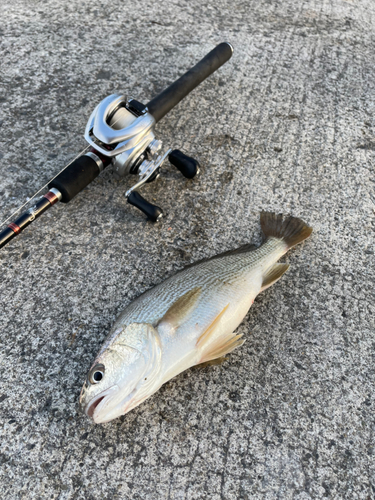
[198,333,245,364]
[260,263,289,292]
[196,304,229,349]
[196,304,245,364]
[157,287,202,330]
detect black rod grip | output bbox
[146,42,233,123]
[48,155,100,203]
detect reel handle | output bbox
[169,150,200,179]
[146,42,233,123]
[127,191,163,222]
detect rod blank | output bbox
[0,191,60,249]
[146,42,233,123]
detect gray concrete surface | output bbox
[0,0,374,498]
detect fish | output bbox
[79,212,312,424]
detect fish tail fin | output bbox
[260,212,313,249]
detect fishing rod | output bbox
[0,42,233,250]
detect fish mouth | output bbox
[85,385,119,421]
[88,387,141,424]
[87,396,105,418]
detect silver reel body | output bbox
[84,94,160,179]
[84,94,199,221]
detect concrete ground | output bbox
[0,0,374,498]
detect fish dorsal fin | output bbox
[196,304,245,364]
[261,263,289,292]
[184,244,258,270]
[157,287,201,329]
[217,243,258,257]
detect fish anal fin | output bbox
[261,263,289,292]
[196,304,229,349]
[157,287,201,330]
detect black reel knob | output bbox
[127,191,163,222]
[169,150,200,179]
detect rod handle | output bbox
[146,42,233,123]
[48,154,103,203]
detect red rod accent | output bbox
[43,191,59,205]
[8,222,21,234]
[90,148,112,167]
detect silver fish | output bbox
[79,212,312,423]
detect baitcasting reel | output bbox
[84,94,200,221]
[0,42,233,249]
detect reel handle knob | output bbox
[127,191,163,222]
[169,150,200,179]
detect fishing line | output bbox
[0,98,131,229]
[0,145,90,227]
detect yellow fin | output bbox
[260,263,289,292]
[195,357,227,368]
[196,304,229,349]
[196,304,245,363]
[157,287,201,330]
[200,334,245,363]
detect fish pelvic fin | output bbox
[196,304,245,364]
[195,356,228,368]
[157,287,201,330]
[260,212,313,249]
[261,263,289,292]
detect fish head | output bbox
[79,323,162,424]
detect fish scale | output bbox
[106,238,286,348]
[80,213,313,423]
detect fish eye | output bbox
[88,364,105,384]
